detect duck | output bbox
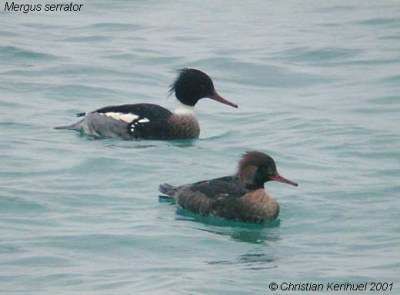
[159,151,298,223]
[55,68,238,140]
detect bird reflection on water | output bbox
[175,207,281,244]
[174,208,280,270]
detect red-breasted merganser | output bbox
[55,68,238,140]
[159,151,298,223]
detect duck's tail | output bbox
[159,183,178,201]
[76,112,86,117]
[54,119,84,130]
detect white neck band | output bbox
[174,101,195,115]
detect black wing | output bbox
[174,175,248,216]
[95,103,173,139]
[95,103,172,121]
[184,176,246,200]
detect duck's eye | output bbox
[266,166,274,175]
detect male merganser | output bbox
[55,68,238,140]
[159,151,298,223]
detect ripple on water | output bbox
[274,47,362,65]
[368,95,400,105]
[0,256,73,267]
[357,17,400,27]
[61,35,112,43]
[380,74,400,85]
[0,46,58,63]
[80,22,144,32]
[0,30,16,37]
[191,57,330,87]
[0,196,48,214]
[44,84,128,99]
[208,252,277,270]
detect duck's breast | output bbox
[238,189,280,222]
[168,114,200,139]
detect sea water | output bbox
[0,1,399,294]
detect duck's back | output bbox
[166,176,246,215]
[95,103,172,122]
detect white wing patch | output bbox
[99,112,150,133]
[102,112,139,123]
[130,117,150,133]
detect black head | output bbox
[237,151,298,190]
[169,68,238,108]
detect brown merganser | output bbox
[159,151,298,223]
[55,68,238,140]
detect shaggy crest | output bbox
[168,68,215,106]
[237,151,277,188]
[238,151,276,173]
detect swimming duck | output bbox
[55,68,238,140]
[159,151,298,223]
